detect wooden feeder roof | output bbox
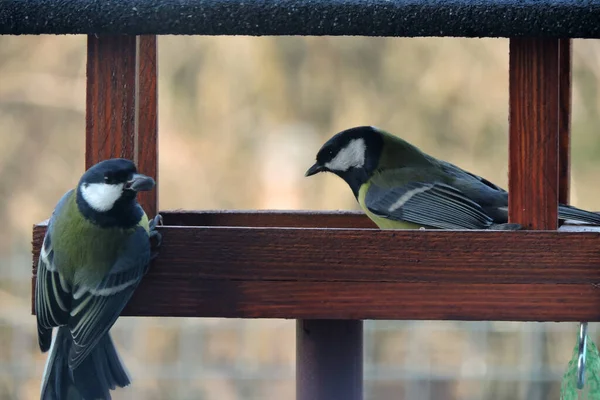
[1,0,600,38]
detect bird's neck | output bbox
[338,169,371,199]
[381,135,435,169]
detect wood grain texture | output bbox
[31,218,600,320]
[559,38,572,205]
[85,35,158,216]
[509,38,560,230]
[121,281,600,321]
[136,35,158,218]
[86,35,137,167]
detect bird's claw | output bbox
[150,229,162,248]
[149,214,163,231]
[149,214,163,260]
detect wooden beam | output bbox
[136,36,159,218]
[86,35,137,167]
[558,39,572,205]
[509,39,563,397]
[85,35,158,217]
[32,216,600,321]
[509,38,560,230]
[121,281,600,321]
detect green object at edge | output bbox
[561,335,600,400]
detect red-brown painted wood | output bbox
[559,39,572,205]
[32,219,600,320]
[509,38,560,230]
[85,35,158,217]
[508,40,565,398]
[120,281,600,321]
[136,36,159,218]
[86,36,137,168]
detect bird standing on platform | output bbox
[306,126,600,230]
[35,158,162,400]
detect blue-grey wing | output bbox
[67,225,151,370]
[438,161,509,222]
[365,181,494,229]
[35,190,74,352]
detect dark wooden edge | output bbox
[160,210,377,228]
[3,1,600,38]
[161,209,600,228]
[31,213,600,321]
[558,38,572,205]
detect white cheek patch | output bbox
[325,138,366,172]
[80,183,124,212]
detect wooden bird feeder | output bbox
[2,0,600,398]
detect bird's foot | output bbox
[149,214,163,231]
[149,214,163,260]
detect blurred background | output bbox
[1,35,600,400]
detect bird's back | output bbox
[374,132,511,224]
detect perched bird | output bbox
[36,158,162,400]
[306,126,600,230]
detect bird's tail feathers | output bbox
[559,204,600,225]
[40,327,130,400]
[40,327,79,400]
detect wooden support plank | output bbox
[86,36,137,167]
[509,37,563,399]
[122,281,600,321]
[297,320,363,400]
[509,38,560,230]
[85,35,158,217]
[32,219,600,320]
[33,224,600,284]
[136,35,159,218]
[559,39,572,205]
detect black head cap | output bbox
[305,126,384,197]
[76,158,155,228]
[80,158,138,186]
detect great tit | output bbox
[36,158,162,400]
[306,126,600,230]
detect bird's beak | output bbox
[305,163,325,177]
[125,173,155,192]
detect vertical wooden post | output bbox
[509,37,566,399]
[297,320,363,400]
[85,35,158,217]
[136,36,159,217]
[558,39,572,205]
[509,38,560,230]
